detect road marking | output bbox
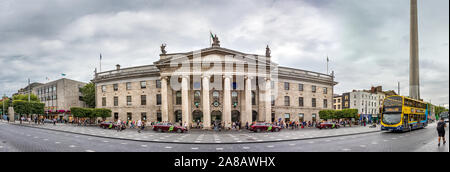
[267,145,274,148]
[69,145,76,148]
[216,148,224,151]
[242,147,250,149]
[191,147,199,150]
[103,140,109,143]
[342,148,351,151]
[121,143,128,145]
[55,142,60,144]
[360,145,367,148]
[165,146,172,149]
[85,150,95,152]
[141,145,148,147]
[308,141,315,144]
[383,140,389,142]
[371,142,378,145]
[289,144,296,146]
[392,138,397,140]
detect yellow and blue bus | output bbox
[381,95,428,132]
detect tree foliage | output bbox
[70,107,111,119]
[80,83,96,108]
[319,109,358,120]
[12,100,45,116]
[12,94,40,102]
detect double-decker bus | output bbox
[381,95,428,132]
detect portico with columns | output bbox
[155,45,275,130]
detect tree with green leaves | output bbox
[80,83,95,108]
[12,94,40,102]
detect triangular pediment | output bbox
[154,47,278,68]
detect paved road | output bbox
[0,122,447,152]
[2,121,380,144]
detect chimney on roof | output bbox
[116,64,121,70]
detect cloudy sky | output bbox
[0,0,448,107]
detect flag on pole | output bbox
[100,53,102,60]
[61,73,66,77]
[210,31,214,40]
[46,77,50,81]
[327,56,329,62]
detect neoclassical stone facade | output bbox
[93,44,337,129]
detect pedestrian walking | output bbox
[437,118,447,147]
[137,120,142,133]
[117,119,122,132]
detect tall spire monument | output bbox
[409,0,420,99]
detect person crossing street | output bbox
[437,118,447,147]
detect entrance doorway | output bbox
[174,110,182,123]
[252,111,258,122]
[211,111,222,123]
[232,110,240,122]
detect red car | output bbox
[99,121,126,130]
[317,122,340,129]
[153,123,187,133]
[249,123,282,133]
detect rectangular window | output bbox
[271,81,275,89]
[127,96,132,106]
[312,98,317,107]
[114,97,118,106]
[299,84,304,91]
[114,113,119,120]
[157,112,162,122]
[102,97,106,106]
[113,84,118,91]
[284,82,290,90]
[284,96,290,106]
[271,95,275,106]
[156,94,162,105]
[324,99,328,108]
[141,95,146,105]
[323,88,328,94]
[312,85,317,93]
[140,81,147,89]
[101,85,106,92]
[298,113,304,122]
[126,82,132,90]
[156,80,161,88]
[299,97,304,107]
[127,113,132,120]
[141,112,147,121]
[284,113,290,122]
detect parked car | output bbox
[43,119,54,124]
[153,123,187,133]
[317,122,340,129]
[249,123,282,133]
[99,121,126,130]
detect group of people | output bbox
[113,119,145,133]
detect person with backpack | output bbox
[437,118,447,147]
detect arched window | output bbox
[194,91,201,107]
[232,91,238,107]
[176,91,182,105]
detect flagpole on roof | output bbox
[100,53,102,73]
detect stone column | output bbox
[244,76,252,125]
[202,75,211,130]
[161,77,169,122]
[265,78,272,123]
[181,75,190,129]
[8,107,15,122]
[223,75,232,129]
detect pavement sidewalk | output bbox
[1,120,381,144]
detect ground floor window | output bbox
[127,113,132,121]
[157,111,162,122]
[141,112,147,121]
[312,113,317,122]
[114,113,118,121]
[284,113,290,122]
[298,113,304,122]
